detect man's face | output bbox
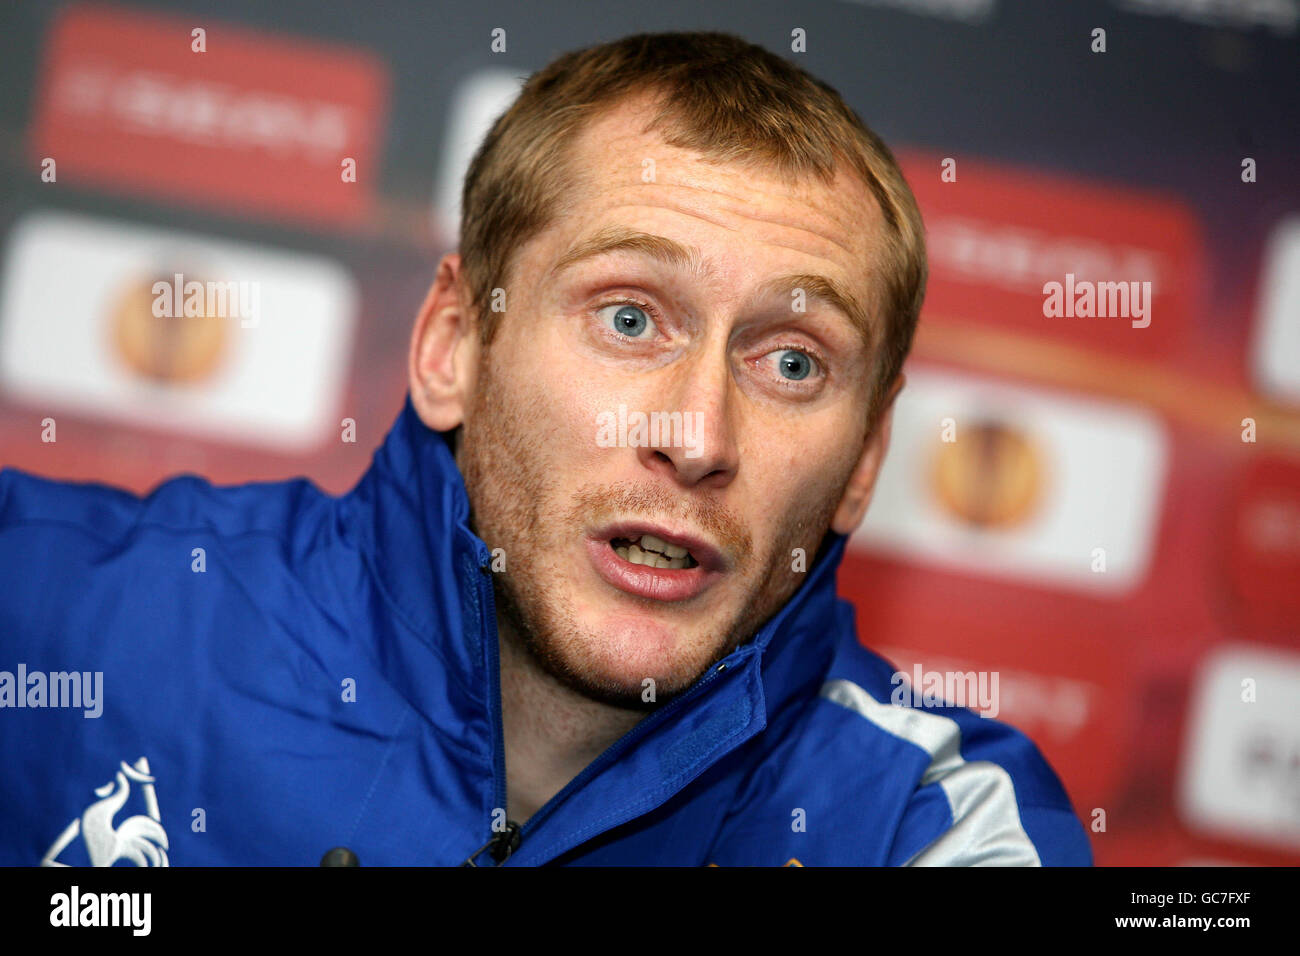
[457,98,886,708]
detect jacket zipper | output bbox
[461,819,521,866]
[461,551,517,866]
[512,656,733,853]
[461,545,742,865]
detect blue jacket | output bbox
[0,398,1093,866]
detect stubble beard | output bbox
[457,351,843,711]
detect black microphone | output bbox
[320,846,360,866]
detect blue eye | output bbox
[603,303,654,337]
[775,349,814,380]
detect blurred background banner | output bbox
[0,0,1296,865]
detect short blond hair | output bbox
[459,31,927,419]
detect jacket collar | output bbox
[342,395,489,726]
[346,395,847,767]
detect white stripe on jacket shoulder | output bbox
[820,678,1041,866]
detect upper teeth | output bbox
[615,534,694,569]
[640,533,689,558]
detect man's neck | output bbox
[497,619,647,825]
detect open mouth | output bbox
[587,524,723,602]
[609,533,699,570]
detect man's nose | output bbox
[634,352,739,488]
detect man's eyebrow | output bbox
[549,226,706,278]
[755,273,873,347]
[549,225,874,345]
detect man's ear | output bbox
[408,253,479,432]
[830,373,905,536]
